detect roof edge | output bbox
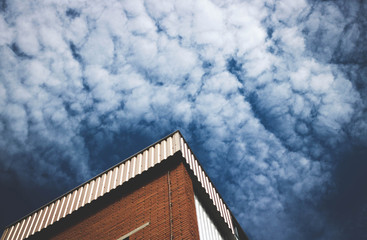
[3,130,182,230]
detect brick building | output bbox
[1,131,248,240]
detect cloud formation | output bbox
[0,0,366,239]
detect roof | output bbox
[1,130,237,240]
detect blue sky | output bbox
[0,0,367,239]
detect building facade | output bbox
[1,131,248,240]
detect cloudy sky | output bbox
[1,0,366,239]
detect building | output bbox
[1,131,248,240]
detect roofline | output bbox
[2,130,248,240]
[4,130,181,229]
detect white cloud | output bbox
[14,17,40,56]
[81,29,115,66]
[290,66,310,91]
[0,15,14,45]
[309,73,334,93]
[0,0,366,239]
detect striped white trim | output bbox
[1,131,237,239]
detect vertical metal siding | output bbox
[100,173,107,196]
[107,170,113,193]
[0,228,8,240]
[80,184,88,208]
[1,131,237,240]
[45,202,55,228]
[194,195,224,240]
[67,192,75,215]
[111,167,118,190]
[9,221,19,240]
[117,164,123,186]
[11,222,18,240]
[87,181,94,204]
[93,177,100,201]
[49,200,59,227]
[155,144,160,164]
[19,216,31,240]
[15,219,25,240]
[24,213,34,239]
[38,206,49,231]
[178,135,235,233]
[149,147,154,168]
[63,194,71,218]
[77,186,84,209]
[31,209,42,236]
[56,196,66,222]
[5,225,13,240]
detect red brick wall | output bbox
[31,157,200,240]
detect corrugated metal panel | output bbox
[195,195,224,240]
[5,225,14,240]
[1,131,236,239]
[179,135,235,234]
[0,132,180,240]
[0,228,8,240]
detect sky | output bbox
[0,0,366,239]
